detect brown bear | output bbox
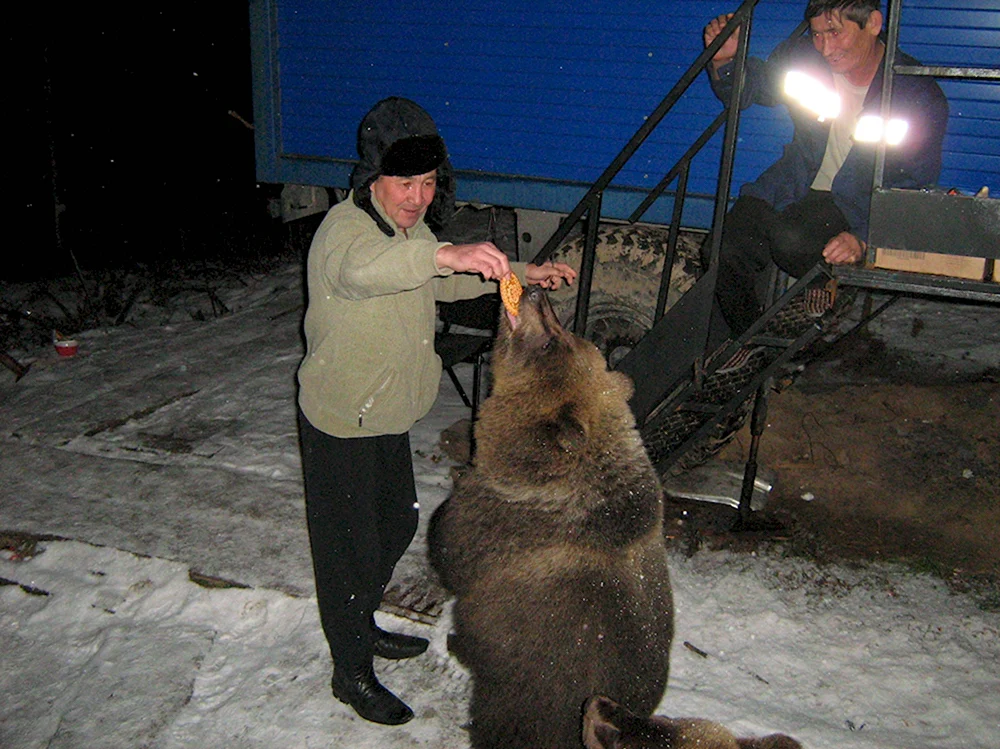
[428,284,674,749]
[582,695,804,749]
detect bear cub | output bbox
[429,285,674,749]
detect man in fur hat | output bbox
[296,97,575,726]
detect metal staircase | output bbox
[530,0,999,523]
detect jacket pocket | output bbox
[355,369,398,429]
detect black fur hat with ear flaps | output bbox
[351,97,456,237]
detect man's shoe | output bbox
[715,345,766,376]
[801,284,836,318]
[331,663,414,725]
[373,626,429,660]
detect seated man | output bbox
[704,0,948,348]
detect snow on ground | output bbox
[1,263,999,748]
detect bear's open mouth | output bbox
[505,307,519,330]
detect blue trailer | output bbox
[250,0,997,232]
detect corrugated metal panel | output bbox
[255,0,998,225]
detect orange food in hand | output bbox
[500,273,522,316]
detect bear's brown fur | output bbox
[429,285,674,749]
[582,695,804,749]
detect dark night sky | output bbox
[10,4,267,280]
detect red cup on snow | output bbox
[54,340,79,358]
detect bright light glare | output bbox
[854,114,909,145]
[854,114,883,142]
[783,71,841,121]
[885,118,909,145]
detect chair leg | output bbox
[469,354,485,459]
[445,366,473,408]
[471,354,483,419]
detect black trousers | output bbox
[297,408,419,668]
[712,190,850,339]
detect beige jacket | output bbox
[297,191,522,437]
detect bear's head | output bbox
[582,695,803,749]
[472,285,642,486]
[492,285,633,402]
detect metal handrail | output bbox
[529,0,763,336]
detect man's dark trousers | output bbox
[298,408,419,670]
[711,190,850,341]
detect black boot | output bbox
[372,625,429,660]
[331,662,414,725]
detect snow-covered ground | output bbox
[2,263,998,748]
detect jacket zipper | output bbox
[357,373,394,428]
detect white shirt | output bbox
[811,73,870,191]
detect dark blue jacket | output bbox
[712,35,949,242]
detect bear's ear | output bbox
[608,370,634,401]
[581,695,623,749]
[583,695,686,748]
[584,721,621,749]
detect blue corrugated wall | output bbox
[900,0,999,194]
[251,0,999,228]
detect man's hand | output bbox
[822,231,866,266]
[704,13,739,72]
[525,261,577,290]
[436,242,511,280]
